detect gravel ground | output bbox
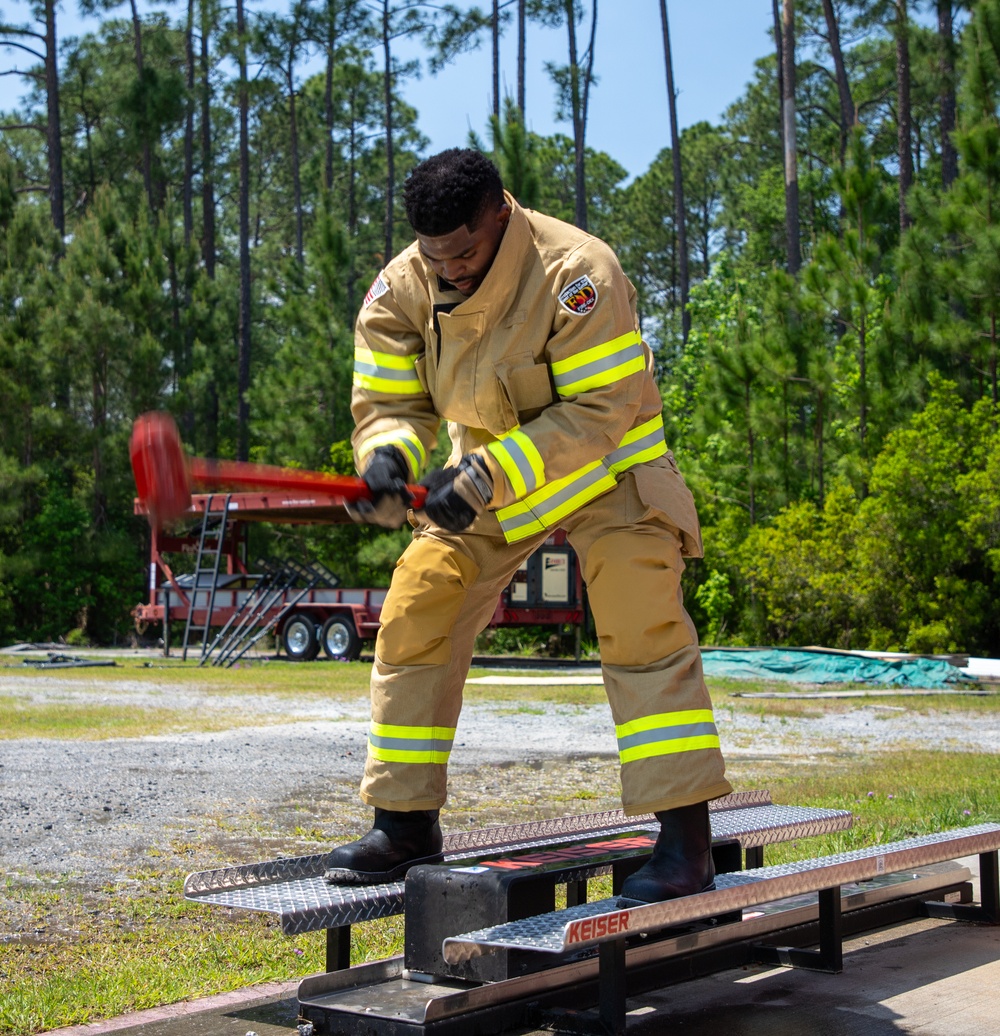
[1,666,998,887]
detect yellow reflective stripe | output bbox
[496,416,667,543]
[615,710,716,739]
[354,346,424,395]
[616,709,720,765]
[368,745,452,765]
[606,417,669,475]
[367,722,455,766]
[358,430,426,480]
[487,429,546,497]
[551,330,644,396]
[499,462,615,543]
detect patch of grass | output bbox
[0,875,327,1035]
[744,749,1000,867]
[463,683,607,706]
[0,696,284,740]
[0,656,374,699]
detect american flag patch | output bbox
[364,271,389,307]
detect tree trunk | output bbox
[517,0,526,118]
[772,0,784,158]
[566,0,597,231]
[288,59,304,265]
[325,48,335,192]
[236,0,252,462]
[937,0,957,188]
[781,0,800,274]
[347,78,360,316]
[181,0,196,440]
[383,0,395,262]
[200,0,216,279]
[43,0,64,238]
[659,0,689,342]
[896,0,913,232]
[492,0,500,121]
[821,0,855,166]
[128,0,154,209]
[183,0,195,247]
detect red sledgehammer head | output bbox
[130,411,193,529]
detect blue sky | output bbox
[2,1,777,182]
[403,1,776,181]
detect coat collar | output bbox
[444,191,530,318]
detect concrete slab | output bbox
[47,857,999,1036]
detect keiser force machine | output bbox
[184,794,1000,1036]
[132,415,1000,1035]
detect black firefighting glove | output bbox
[420,454,493,532]
[346,446,412,529]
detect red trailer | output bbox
[133,489,585,662]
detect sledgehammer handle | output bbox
[188,458,428,508]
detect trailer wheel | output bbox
[322,615,361,661]
[282,613,319,661]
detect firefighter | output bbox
[325,149,731,903]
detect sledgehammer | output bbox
[129,411,426,529]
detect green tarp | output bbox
[700,648,970,688]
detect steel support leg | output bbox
[598,937,627,1036]
[751,885,843,973]
[745,845,764,869]
[980,849,999,922]
[326,924,351,972]
[923,849,999,924]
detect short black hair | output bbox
[403,149,505,236]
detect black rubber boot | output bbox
[324,808,443,885]
[619,801,715,903]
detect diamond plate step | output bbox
[443,822,1000,961]
[184,791,852,935]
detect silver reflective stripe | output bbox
[617,722,719,754]
[499,436,542,494]
[523,465,612,519]
[496,418,667,543]
[552,341,644,392]
[369,734,454,753]
[607,425,667,468]
[354,360,415,383]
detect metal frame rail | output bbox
[211,560,300,666]
[199,557,279,666]
[223,560,339,668]
[441,823,1000,1036]
[184,791,852,972]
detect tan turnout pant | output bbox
[361,461,732,816]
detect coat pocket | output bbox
[627,454,704,558]
[500,362,555,424]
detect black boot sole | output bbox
[324,851,445,886]
[619,878,717,905]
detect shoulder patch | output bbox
[363,271,390,308]
[558,274,598,315]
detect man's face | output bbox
[415,202,511,297]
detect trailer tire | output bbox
[322,614,361,661]
[282,613,319,661]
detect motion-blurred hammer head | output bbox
[130,411,192,529]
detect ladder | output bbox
[181,494,232,661]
